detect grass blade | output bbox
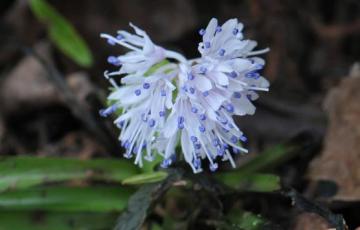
[0,186,134,212]
[0,156,140,192]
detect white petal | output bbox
[193,75,213,92]
[204,18,218,42]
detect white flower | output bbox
[100,23,166,75]
[100,19,270,173]
[101,63,177,166]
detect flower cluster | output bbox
[100,18,269,173]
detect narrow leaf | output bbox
[0,211,117,230]
[29,0,93,67]
[122,171,168,185]
[0,186,134,212]
[0,156,140,192]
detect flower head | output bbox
[100,19,270,173]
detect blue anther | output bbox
[240,135,248,142]
[134,89,141,96]
[188,73,195,80]
[233,92,241,98]
[233,28,239,35]
[116,34,124,40]
[190,136,198,143]
[229,71,237,78]
[219,49,225,56]
[231,135,238,143]
[177,116,184,124]
[178,123,184,129]
[226,104,234,113]
[143,83,150,89]
[148,119,156,127]
[107,38,116,46]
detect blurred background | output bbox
[0,0,359,229]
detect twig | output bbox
[22,46,120,156]
[282,188,347,230]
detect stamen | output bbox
[189,87,195,94]
[190,136,198,143]
[107,38,116,46]
[230,135,238,143]
[134,89,141,96]
[116,34,124,40]
[199,114,206,121]
[233,92,241,98]
[229,71,237,78]
[225,103,234,113]
[240,135,247,142]
[191,107,198,113]
[233,28,239,35]
[177,116,185,124]
[107,56,121,66]
[188,73,195,80]
[143,83,150,89]
[202,91,209,97]
[218,49,225,56]
[148,119,156,127]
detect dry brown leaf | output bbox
[0,42,60,114]
[308,63,360,201]
[293,213,330,230]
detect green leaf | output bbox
[232,144,297,176]
[122,171,168,185]
[0,156,140,192]
[0,211,117,230]
[215,143,297,192]
[0,186,134,212]
[144,60,170,76]
[29,0,93,67]
[114,170,182,230]
[216,173,280,192]
[227,210,265,230]
[141,153,163,173]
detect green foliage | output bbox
[216,173,280,192]
[233,144,297,174]
[0,142,297,229]
[29,0,93,67]
[0,212,117,230]
[122,171,168,185]
[226,210,265,230]
[0,186,133,212]
[0,156,140,192]
[144,60,170,76]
